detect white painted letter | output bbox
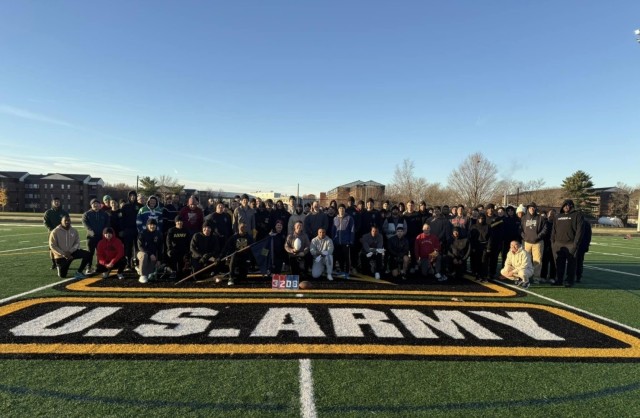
[251,308,325,337]
[470,311,564,341]
[330,308,403,338]
[391,309,501,340]
[10,306,121,337]
[134,308,218,337]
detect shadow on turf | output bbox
[0,383,289,413]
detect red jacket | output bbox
[97,236,125,266]
[414,233,441,259]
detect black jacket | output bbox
[521,212,549,244]
[138,229,163,258]
[551,209,584,255]
[166,226,190,258]
[190,232,220,262]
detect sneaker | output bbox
[102,272,109,279]
[437,274,448,282]
[215,276,223,284]
[138,275,148,284]
[520,281,530,289]
[50,263,56,270]
[84,267,95,275]
[514,279,522,286]
[74,271,86,279]
[327,274,334,281]
[435,273,442,280]
[532,278,541,285]
[57,266,66,279]
[227,278,235,286]
[374,272,381,280]
[117,273,124,280]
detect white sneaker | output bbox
[435,273,442,279]
[102,272,109,279]
[374,272,381,280]
[437,273,448,282]
[138,275,148,284]
[228,278,235,286]
[327,274,334,281]
[117,273,124,280]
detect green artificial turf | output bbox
[1,223,639,417]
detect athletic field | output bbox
[1,221,639,417]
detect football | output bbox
[293,237,302,252]
[298,280,312,289]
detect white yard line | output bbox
[588,251,640,260]
[503,283,640,334]
[299,359,317,418]
[0,277,76,304]
[584,265,640,278]
[0,245,49,253]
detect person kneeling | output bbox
[310,227,334,281]
[137,218,163,284]
[96,227,126,280]
[49,215,91,279]
[500,240,534,288]
[190,223,221,281]
[415,224,447,282]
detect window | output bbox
[67,194,71,200]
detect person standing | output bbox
[82,198,110,274]
[576,217,592,283]
[551,199,584,287]
[540,209,557,281]
[119,190,142,270]
[233,194,256,236]
[332,204,355,277]
[43,197,69,270]
[520,202,549,283]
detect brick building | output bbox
[0,171,104,213]
[324,180,386,207]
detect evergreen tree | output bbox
[561,170,595,212]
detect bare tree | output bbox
[386,159,429,203]
[424,183,457,206]
[447,153,499,208]
[157,175,184,198]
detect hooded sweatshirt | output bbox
[49,224,81,258]
[136,196,163,233]
[97,229,125,266]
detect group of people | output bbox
[43,191,592,288]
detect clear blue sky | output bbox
[1,1,639,196]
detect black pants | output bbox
[229,253,252,280]
[471,244,488,278]
[87,236,101,268]
[540,241,556,279]
[288,253,310,276]
[55,249,91,278]
[554,245,577,285]
[360,251,383,275]
[121,228,138,268]
[335,244,351,273]
[96,258,127,274]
